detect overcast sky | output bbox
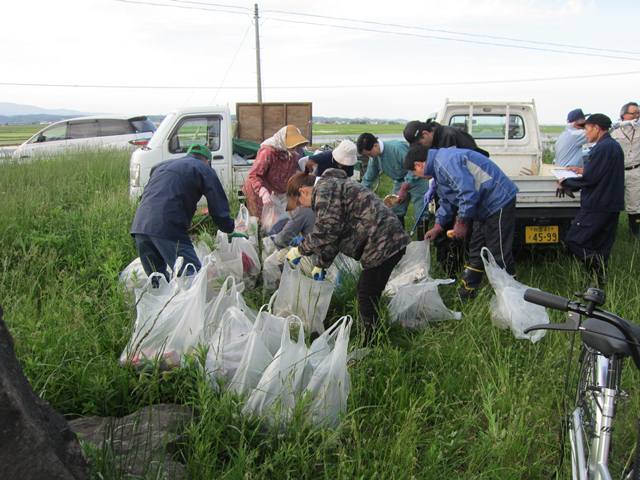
[3,0,640,123]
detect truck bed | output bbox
[512,163,581,209]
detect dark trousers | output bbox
[565,210,619,265]
[134,234,201,280]
[357,248,406,333]
[468,199,516,274]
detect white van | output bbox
[11,115,156,160]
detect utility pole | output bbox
[254,3,263,103]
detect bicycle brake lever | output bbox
[524,312,581,334]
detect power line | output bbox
[3,70,640,90]
[264,16,640,63]
[112,0,250,16]
[210,20,253,103]
[261,8,640,57]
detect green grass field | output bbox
[1,151,639,478]
[0,123,565,147]
[0,124,41,146]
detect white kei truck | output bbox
[129,102,312,200]
[435,99,580,249]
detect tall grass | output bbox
[1,150,639,478]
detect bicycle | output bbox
[524,287,640,480]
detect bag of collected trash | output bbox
[301,316,349,389]
[481,247,548,343]
[119,257,147,291]
[119,258,211,369]
[205,306,254,384]
[304,316,352,427]
[261,194,289,234]
[234,205,259,247]
[273,262,334,335]
[384,241,431,295]
[389,279,461,329]
[216,231,260,285]
[326,253,361,287]
[204,276,255,341]
[262,247,289,291]
[243,316,308,425]
[228,303,283,395]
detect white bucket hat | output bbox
[332,140,357,166]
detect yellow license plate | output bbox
[525,225,559,244]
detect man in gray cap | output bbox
[553,108,588,168]
[611,102,640,238]
[557,113,624,282]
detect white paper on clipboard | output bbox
[551,168,580,179]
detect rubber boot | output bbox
[629,214,640,239]
[458,266,484,299]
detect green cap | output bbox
[187,143,212,161]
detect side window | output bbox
[98,119,134,137]
[67,120,99,139]
[129,117,156,133]
[168,116,221,154]
[31,123,68,143]
[449,114,525,140]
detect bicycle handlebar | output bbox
[523,288,640,369]
[523,289,570,311]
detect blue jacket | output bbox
[562,133,624,212]
[131,155,234,241]
[425,147,518,225]
[308,150,354,177]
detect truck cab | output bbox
[436,100,580,247]
[129,106,237,199]
[129,102,312,201]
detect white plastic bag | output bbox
[216,231,260,286]
[234,205,259,247]
[228,304,279,396]
[301,316,348,389]
[243,316,308,425]
[304,316,352,427]
[120,257,211,368]
[204,276,255,341]
[262,247,288,291]
[273,263,334,335]
[119,257,147,291]
[260,194,289,234]
[256,293,288,355]
[389,279,461,329]
[384,241,431,296]
[481,247,548,343]
[205,306,254,384]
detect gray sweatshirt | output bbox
[272,206,316,248]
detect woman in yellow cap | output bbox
[242,124,308,218]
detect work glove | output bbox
[423,179,437,206]
[450,218,469,240]
[555,182,575,199]
[286,247,302,266]
[312,266,326,281]
[424,223,444,241]
[259,187,272,205]
[397,182,411,202]
[290,235,304,246]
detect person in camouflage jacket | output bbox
[289,168,410,339]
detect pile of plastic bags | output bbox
[386,241,461,328]
[481,247,548,343]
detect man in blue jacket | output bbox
[405,145,518,298]
[357,133,428,233]
[131,144,235,280]
[558,113,624,281]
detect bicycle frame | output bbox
[570,350,623,480]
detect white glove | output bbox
[259,187,272,205]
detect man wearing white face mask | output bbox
[242,124,308,218]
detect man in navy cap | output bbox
[557,113,624,282]
[553,108,588,168]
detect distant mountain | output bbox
[0,102,89,117]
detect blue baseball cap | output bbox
[567,108,588,123]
